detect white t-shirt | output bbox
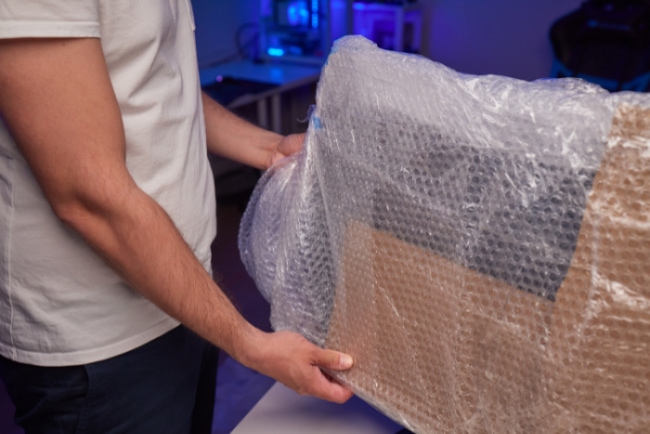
[0,0,217,366]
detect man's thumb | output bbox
[316,349,354,371]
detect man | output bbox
[0,1,353,432]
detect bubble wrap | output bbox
[239,36,650,433]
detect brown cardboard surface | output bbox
[327,221,553,433]
[544,105,650,433]
[326,106,650,433]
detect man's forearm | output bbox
[202,92,283,170]
[56,179,355,403]
[0,37,260,364]
[58,179,260,363]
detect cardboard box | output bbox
[326,106,650,433]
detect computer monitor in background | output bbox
[274,0,313,28]
[259,1,421,64]
[260,0,351,64]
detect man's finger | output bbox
[317,381,354,404]
[280,133,305,156]
[309,369,354,403]
[313,348,354,371]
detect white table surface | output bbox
[233,382,403,434]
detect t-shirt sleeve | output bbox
[0,0,100,39]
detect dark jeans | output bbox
[0,326,219,434]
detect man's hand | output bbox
[202,92,306,170]
[266,132,305,169]
[242,330,354,403]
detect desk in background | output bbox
[200,60,322,133]
[200,60,322,198]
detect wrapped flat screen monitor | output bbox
[240,36,650,434]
